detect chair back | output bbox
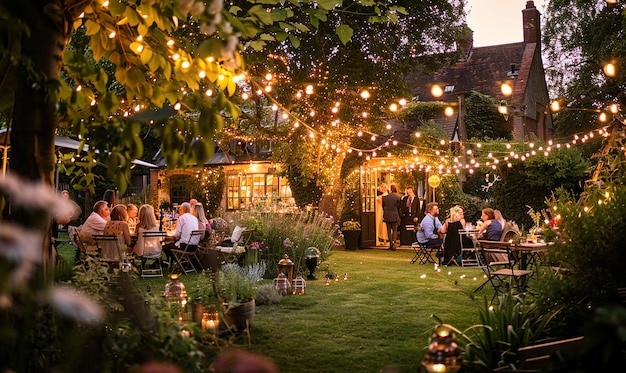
[94,234,123,262]
[140,230,167,258]
[188,230,205,247]
[68,225,85,251]
[478,240,513,267]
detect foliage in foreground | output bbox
[451,294,558,373]
[536,184,626,337]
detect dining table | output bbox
[458,228,481,266]
[510,241,549,270]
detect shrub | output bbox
[238,210,339,278]
[536,184,626,336]
[255,284,283,306]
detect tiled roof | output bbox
[406,42,526,102]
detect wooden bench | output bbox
[493,336,585,372]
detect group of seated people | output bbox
[76,197,214,269]
[415,202,506,266]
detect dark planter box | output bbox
[343,230,361,250]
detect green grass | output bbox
[56,239,491,373]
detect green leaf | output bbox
[249,40,267,51]
[196,39,224,60]
[288,34,300,48]
[248,5,274,25]
[336,24,353,45]
[358,0,375,5]
[108,0,126,15]
[317,0,341,11]
[84,19,101,36]
[140,48,153,65]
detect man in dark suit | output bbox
[382,184,402,250]
[400,186,421,246]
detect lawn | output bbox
[56,242,491,373]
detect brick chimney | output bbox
[456,23,474,61]
[522,1,541,44]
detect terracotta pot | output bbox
[224,299,255,330]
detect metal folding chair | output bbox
[410,242,441,264]
[475,240,533,302]
[171,230,205,275]
[138,231,167,278]
[93,233,133,273]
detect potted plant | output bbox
[217,270,258,330]
[341,220,361,250]
[189,271,219,323]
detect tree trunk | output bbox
[7,0,73,276]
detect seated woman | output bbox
[440,205,468,266]
[133,204,163,265]
[102,204,132,259]
[478,208,502,241]
[192,202,211,241]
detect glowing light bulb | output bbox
[360,90,370,99]
[501,83,513,96]
[431,84,443,97]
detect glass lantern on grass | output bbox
[163,273,188,324]
[420,324,462,373]
[200,304,220,337]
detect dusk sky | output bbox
[466,0,547,47]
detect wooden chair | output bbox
[171,230,205,275]
[493,336,585,372]
[475,240,533,302]
[137,231,167,278]
[215,227,254,264]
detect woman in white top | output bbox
[133,204,162,257]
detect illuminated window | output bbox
[226,173,294,210]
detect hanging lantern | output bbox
[428,175,441,189]
[420,324,462,373]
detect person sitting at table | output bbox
[478,207,502,241]
[192,202,211,240]
[126,203,138,233]
[494,209,506,234]
[162,202,200,267]
[133,204,162,257]
[78,200,110,253]
[416,202,443,248]
[103,204,132,255]
[440,205,468,266]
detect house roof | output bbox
[152,147,272,168]
[406,42,526,103]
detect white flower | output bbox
[207,0,223,15]
[0,223,43,287]
[191,1,205,16]
[177,0,194,14]
[50,286,105,325]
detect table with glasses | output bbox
[459,229,481,266]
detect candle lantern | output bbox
[163,273,188,323]
[420,324,462,373]
[277,254,295,288]
[292,273,306,295]
[304,247,321,280]
[201,305,220,336]
[273,272,290,295]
